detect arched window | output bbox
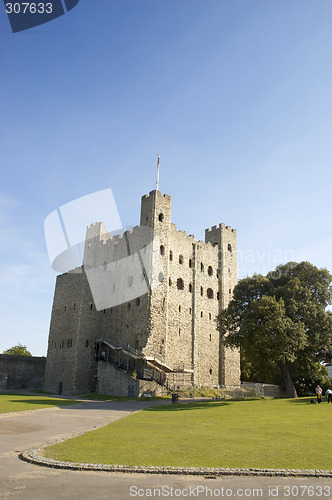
[228,243,232,252]
[201,262,204,272]
[178,305,181,312]
[189,283,192,293]
[159,213,164,222]
[200,286,203,296]
[189,259,192,268]
[208,266,213,276]
[160,245,165,256]
[177,278,184,290]
[169,250,173,261]
[207,288,214,299]
[169,277,172,286]
[179,254,183,264]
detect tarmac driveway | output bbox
[0,398,331,500]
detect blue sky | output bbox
[0,0,331,356]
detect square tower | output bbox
[44,189,240,395]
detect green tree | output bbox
[217,262,332,397]
[2,343,32,356]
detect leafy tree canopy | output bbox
[217,262,332,396]
[2,343,32,356]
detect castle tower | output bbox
[205,224,240,386]
[140,190,172,359]
[44,187,240,396]
[44,270,99,395]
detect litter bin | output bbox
[172,393,179,404]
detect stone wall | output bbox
[44,270,99,396]
[97,361,168,397]
[0,354,46,390]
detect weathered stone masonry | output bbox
[0,354,46,390]
[44,190,240,396]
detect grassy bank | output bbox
[44,397,332,470]
[0,393,79,413]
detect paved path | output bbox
[0,399,331,499]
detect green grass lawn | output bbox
[44,397,332,470]
[0,393,79,414]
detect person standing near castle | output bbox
[316,385,323,403]
[325,388,332,403]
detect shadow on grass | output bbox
[7,399,79,407]
[0,393,80,407]
[144,397,277,412]
[80,393,171,402]
[289,396,331,405]
[144,401,230,412]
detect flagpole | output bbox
[156,154,160,191]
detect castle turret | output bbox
[205,223,237,309]
[205,223,240,386]
[140,190,172,231]
[140,191,172,359]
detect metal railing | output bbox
[96,336,194,389]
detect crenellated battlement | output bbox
[205,223,236,234]
[142,190,172,201]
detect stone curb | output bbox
[19,437,332,479]
[19,448,332,477]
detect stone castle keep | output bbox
[44,190,240,396]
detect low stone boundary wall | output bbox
[0,354,46,390]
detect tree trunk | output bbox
[279,357,298,398]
